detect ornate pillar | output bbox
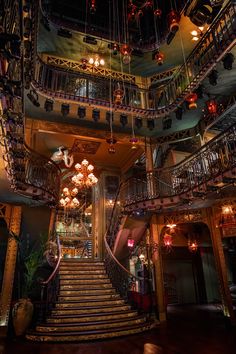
[150,214,166,322]
[0,206,22,337]
[145,138,155,197]
[204,208,236,325]
[48,208,56,240]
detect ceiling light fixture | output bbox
[88,55,105,67]
[72,159,98,189]
[59,187,80,209]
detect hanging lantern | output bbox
[163,233,173,248]
[112,43,119,55]
[206,99,218,114]
[127,238,135,249]
[154,8,162,18]
[219,204,236,228]
[128,4,137,21]
[186,92,198,109]
[106,137,117,154]
[144,1,153,8]
[155,51,164,65]
[90,0,96,14]
[81,58,88,70]
[120,44,132,65]
[130,137,138,150]
[113,83,124,105]
[188,240,198,253]
[167,10,181,33]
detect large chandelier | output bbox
[71,159,98,188]
[59,187,80,209]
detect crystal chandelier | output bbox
[71,159,98,188]
[59,187,80,209]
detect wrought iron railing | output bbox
[32,1,236,118]
[0,111,61,204]
[39,234,61,321]
[120,122,236,210]
[0,0,61,205]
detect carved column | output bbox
[0,206,22,337]
[204,208,236,325]
[150,214,166,322]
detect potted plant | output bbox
[12,233,47,336]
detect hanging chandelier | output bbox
[71,159,98,188]
[59,187,80,209]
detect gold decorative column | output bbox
[150,214,166,322]
[48,208,56,240]
[204,208,236,325]
[0,205,22,337]
[145,138,155,197]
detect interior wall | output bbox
[21,205,51,244]
[163,258,196,304]
[200,247,220,302]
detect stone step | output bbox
[59,274,108,280]
[47,310,138,324]
[55,298,125,308]
[58,294,120,301]
[26,322,155,342]
[59,266,105,272]
[51,304,130,316]
[59,288,116,296]
[60,278,111,285]
[59,270,106,275]
[36,316,146,333]
[60,283,113,290]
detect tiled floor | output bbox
[0,305,236,354]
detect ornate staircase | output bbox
[26,259,155,342]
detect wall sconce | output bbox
[135,117,143,129]
[78,106,86,118]
[92,109,100,122]
[44,98,54,112]
[61,103,70,116]
[120,114,128,127]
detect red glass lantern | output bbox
[127,238,135,248]
[112,43,119,56]
[163,233,173,248]
[186,92,198,109]
[120,44,132,65]
[144,1,153,8]
[167,10,181,33]
[128,4,137,21]
[90,0,96,14]
[206,99,218,114]
[113,84,124,105]
[155,51,164,65]
[130,137,138,149]
[154,9,162,18]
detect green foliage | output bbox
[19,233,47,297]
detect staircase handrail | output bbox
[41,234,62,286]
[39,234,61,321]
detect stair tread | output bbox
[30,322,153,336]
[50,309,138,319]
[57,298,122,303]
[53,303,129,310]
[39,315,145,327]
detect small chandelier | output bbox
[113,83,124,105]
[71,159,98,188]
[59,187,80,209]
[219,204,236,228]
[88,55,105,67]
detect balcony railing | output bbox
[120,123,236,210]
[33,1,236,119]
